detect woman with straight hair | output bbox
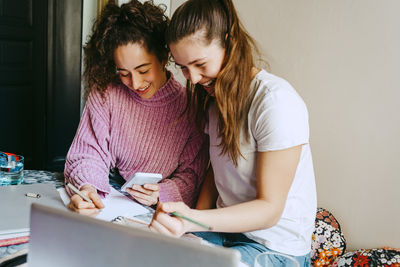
[149,0,316,266]
[64,0,209,215]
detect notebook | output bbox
[28,203,240,267]
[0,183,66,242]
[57,186,150,221]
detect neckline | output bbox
[125,72,183,107]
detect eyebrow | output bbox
[116,63,151,71]
[175,57,206,67]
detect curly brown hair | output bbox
[83,0,169,99]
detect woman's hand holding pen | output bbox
[149,202,201,237]
[126,183,160,206]
[68,184,104,216]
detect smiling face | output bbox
[114,42,167,99]
[170,33,225,95]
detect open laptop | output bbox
[28,203,240,267]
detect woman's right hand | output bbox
[149,202,197,237]
[68,184,104,216]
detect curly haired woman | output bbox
[64,0,209,215]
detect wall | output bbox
[171,0,400,250]
[81,0,98,113]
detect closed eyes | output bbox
[175,62,205,70]
[117,69,150,77]
[139,69,149,74]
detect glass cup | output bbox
[0,152,24,185]
[254,252,300,267]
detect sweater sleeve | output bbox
[158,128,209,208]
[64,90,112,198]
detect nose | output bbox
[187,69,202,85]
[131,73,143,89]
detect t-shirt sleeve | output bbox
[252,81,310,152]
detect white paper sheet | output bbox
[58,187,150,221]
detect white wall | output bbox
[171,0,400,250]
[234,0,400,250]
[171,0,185,14]
[81,0,98,113]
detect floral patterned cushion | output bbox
[311,207,346,266]
[332,247,400,266]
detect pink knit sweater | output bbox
[64,74,209,207]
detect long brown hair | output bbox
[83,0,169,99]
[166,0,259,165]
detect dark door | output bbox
[0,0,82,171]
[46,0,82,171]
[0,0,47,169]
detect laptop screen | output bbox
[28,203,240,267]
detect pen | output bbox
[170,211,212,231]
[66,182,93,204]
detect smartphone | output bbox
[121,172,162,192]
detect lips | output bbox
[201,79,215,87]
[200,79,216,95]
[135,84,150,94]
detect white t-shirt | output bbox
[206,70,317,256]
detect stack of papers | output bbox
[0,184,66,246]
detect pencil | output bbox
[170,212,212,231]
[66,182,93,204]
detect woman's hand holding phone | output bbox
[126,183,160,206]
[122,172,162,206]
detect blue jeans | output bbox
[193,232,311,267]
